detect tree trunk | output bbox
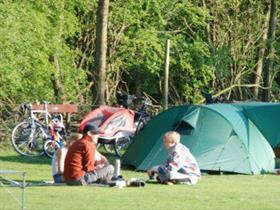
[262,0,277,102]
[95,0,110,105]
[51,73,62,103]
[49,54,65,103]
[49,0,66,103]
[202,0,211,44]
[253,3,270,100]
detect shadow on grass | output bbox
[0,155,50,165]
[145,180,162,185]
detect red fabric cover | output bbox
[79,106,135,137]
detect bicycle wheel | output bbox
[114,136,133,157]
[11,121,46,156]
[104,143,115,153]
[44,139,60,158]
[96,143,112,152]
[135,116,151,134]
[97,138,115,154]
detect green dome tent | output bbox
[122,103,277,174]
[234,103,280,148]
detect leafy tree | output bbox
[0,0,279,108]
[0,0,91,105]
[104,0,213,104]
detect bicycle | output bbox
[79,92,153,157]
[11,102,66,157]
[43,115,66,158]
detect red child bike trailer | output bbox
[79,106,136,136]
[79,106,136,157]
[79,92,152,157]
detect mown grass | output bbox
[1,147,280,210]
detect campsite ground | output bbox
[1,148,280,210]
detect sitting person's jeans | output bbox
[53,174,64,183]
[153,165,201,185]
[66,164,114,186]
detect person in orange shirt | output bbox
[64,124,114,185]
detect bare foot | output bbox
[166,181,174,186]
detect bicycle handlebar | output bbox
[116,92,152,108]
[20,101,51,111]
[19,103,32,111]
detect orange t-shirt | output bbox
[64,136,96,182]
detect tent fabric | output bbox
[234,103,280,148]
[180,107,200,129]
[122,103,278,175]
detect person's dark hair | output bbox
[83,124,100,135]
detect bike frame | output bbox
[30,104,51,125]
[27,103,52,140]
[29,103,64,132]
[134,98,152,133]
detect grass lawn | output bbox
[1,147,280,210]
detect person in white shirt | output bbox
[147,131,201,185]
[52,133,82,183]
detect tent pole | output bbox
[163,39,170,110]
